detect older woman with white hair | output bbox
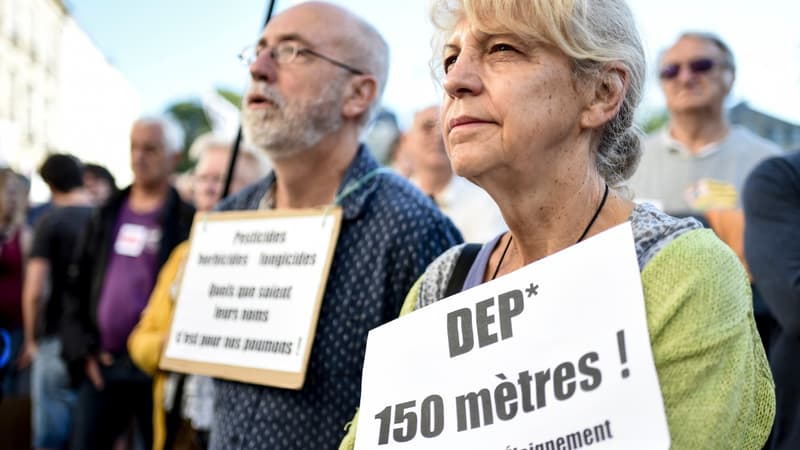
[341,0,774,448]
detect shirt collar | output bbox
[336,144,381,220]
[660,127,726,159]
[259,144,380,220]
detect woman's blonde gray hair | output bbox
[431,0,646,187]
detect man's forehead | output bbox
[262,4,349,46]
[132,122,161,136]
[131,122,165,144]
[663,37,723,60]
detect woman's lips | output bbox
[448,115,492,133]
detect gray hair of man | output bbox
[135,115,185,155]
[430,0,647,189]
[341,12,390,131]
[189,132,271,178]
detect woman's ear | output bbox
[580,63,628,129]
[342,75,378,122]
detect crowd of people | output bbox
[0,0,797,449]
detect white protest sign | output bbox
[160,208,341,389]
[355,223,670,449]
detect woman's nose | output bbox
[442,53,483,99]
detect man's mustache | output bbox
[246,82,285,110]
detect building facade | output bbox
[0,0,65,174]
[0,0,139,200]
[729,102,800,153]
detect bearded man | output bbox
[208,3,462,449]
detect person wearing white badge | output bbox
[61,116,195,450]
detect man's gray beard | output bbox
[242,82,345,160]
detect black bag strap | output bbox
[444,243,482,297]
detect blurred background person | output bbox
[129,133,269,450]
[187,133,271,211]
[83,163,118,208]
[0,167,32,450]
[630,32,781,214]
[363,108,401,166]
[405,104,505,242]
[629,31,783,352]
[0,168,31,383]
[61,116,195,450]
[173,173,195,206]
[744,152,800,450]
[20,154,93,450]
[386,133,413,178]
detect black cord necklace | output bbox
[490,234,514,280]
[575,183,609,243]
[490,184,610,280]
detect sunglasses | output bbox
[659,58,720,80]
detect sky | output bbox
[65,0,800,129]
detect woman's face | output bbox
[440,21,589,182]
[1,176,20,220]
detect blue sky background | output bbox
[65,0,800,128]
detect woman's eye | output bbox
[443,54,458,73]
[489,43,517,53]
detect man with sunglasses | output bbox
[630,33,782,437]
[208,3,462,449]
[630,32,781,214]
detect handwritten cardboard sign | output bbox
[355,223,670,449]
[160,208,341,389]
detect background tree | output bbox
[638,109,670,134]
[165,87,241,172]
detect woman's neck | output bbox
[481,157,634,279]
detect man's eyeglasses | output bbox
[238,41,365,75]
[659,58,722,80]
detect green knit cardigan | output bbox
[339,229,775,449]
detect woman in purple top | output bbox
[0,168,31,398]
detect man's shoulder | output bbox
[44,205,93,227]
[725,126,783,158]
[369,171,442,218]
[630,130,672,181]
[745,151,800,198]
[216,178,272,211]
[642,128,668,146]
[638,129,672,162]
[751,151,800,175]
[353,171,461,244]
[169,188,196,217]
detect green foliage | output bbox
[638,109,670,134]
[167,100,211,172]
[164,87,242,173]
[216,87,243,109]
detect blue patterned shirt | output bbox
[210,146,463,449]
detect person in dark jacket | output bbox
[20,153,92,449]
[744,152,800,450]
[61,116,195,450]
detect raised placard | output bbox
[160,208,342,389]
[355,223,670,449]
